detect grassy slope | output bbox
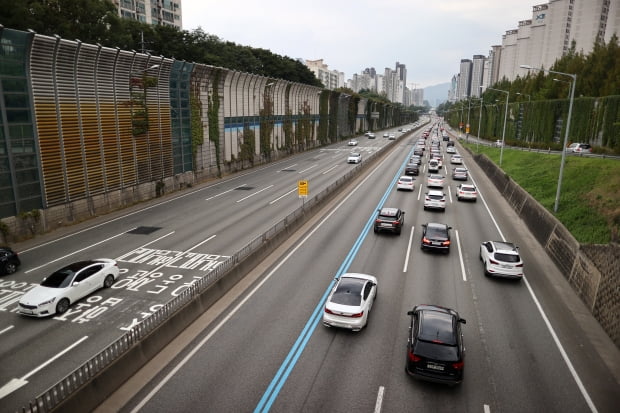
[465,145,620,244]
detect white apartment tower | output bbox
[114,0,182,29]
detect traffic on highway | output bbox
[1,119,617,413]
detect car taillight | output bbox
[375,219,382,224]
[422,237,430,244]
[325,308,334,314]
[442,240,451,246]
[452,360,464,370]
[515,263,524,267]
[408,351,421,363]
[349,311,364,318]
[489,259,499,265]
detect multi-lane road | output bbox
[1,122,618,413]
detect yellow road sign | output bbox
[298,180,308,197]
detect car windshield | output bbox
[41,269,75,288]
[331,278,364,306]
[494,253,521,263]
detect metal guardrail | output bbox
[17,139,390,413]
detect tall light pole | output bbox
[486,87,509,166]
[477,98,483,152]
[516,92,531,102]
[521,64,576,212]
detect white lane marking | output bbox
[484,404,491,413]
[403,226,415,273]
[277,163,297,172]
[130,149,393,413]
[417,183,422,200]
[469,178,598,413]
[455,230,467,282]
[0,335,88,399]
[0,325,14,335]
[322,165,338,175]
[137,235,217,278]
[25,230,134,273]
[236,185,274,203]
[374,386,385,413]
[269,187,297,205]
[298,164,318,174]
[206,184,246,200]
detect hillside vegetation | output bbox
[466,144,619,244]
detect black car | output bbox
[0,246,21,275]
[420,222,451,253]
[406,304,466,385]
[413,147,424,156]
[374,207,405,235]
[405,163,420,176]
[446,140,455,147]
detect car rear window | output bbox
[429,193,444,200]
[413,340,459,362]
[494,253,521,263]
[331,278,364,306]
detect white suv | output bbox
[479,241,524,279]
[423,190,446,211]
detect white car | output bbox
[348,139,358,146]
[426,174,445,188]
[450,155,463,164]
[397,175,415,191]
[479,241,524,279]
[424,190,446,211]
[388,133,396,140]
[18,259,119,317]
[446,146,457,154]
[323,273,378,331]
[428,159,440,173]
[456,184,477,201]
[494,140,503,147]
[347,152,362,163]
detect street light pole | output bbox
[486,87,509,166]
[521,64,576,212]
[477,98,483,152]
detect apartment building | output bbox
[114,0,182,29]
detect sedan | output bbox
[456,184,477,202]
[348,139,358,146]
[420,222,451,253]
[406,304,466,385]
[397,176,415,191]
[405,163,420,176]
[18,259,119,317]
[323,273,378,331]
[426,174,445,188]
[451,167,468,181]
[446,146,456,154]
[479,241,524,279]
[0,246,21,275]
[347,152,362,164]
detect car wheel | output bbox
[396,228,401,235]
[374,227,379,233]
[104,274,115,288]
[4,262,17,274]
[56,298,70,315]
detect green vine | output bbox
[208,70,222,176]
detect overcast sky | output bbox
[181,0,533,88]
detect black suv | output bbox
[406,304,466,385]
[405,163,420,176]
[0,247,21,275]
[374,207,405,235]
[420,222,451,253]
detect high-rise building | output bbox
[305,59,343,90]
[114,0,182,29]
[471,55,486,97]
[456,59,472,100]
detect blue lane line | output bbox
[254,140,417,413]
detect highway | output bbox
[1,121,618,413]
[110,126,616,412]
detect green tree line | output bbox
[0,0,323,87]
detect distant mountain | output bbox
[423,82,450,107]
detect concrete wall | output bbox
[473,153,620,348]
